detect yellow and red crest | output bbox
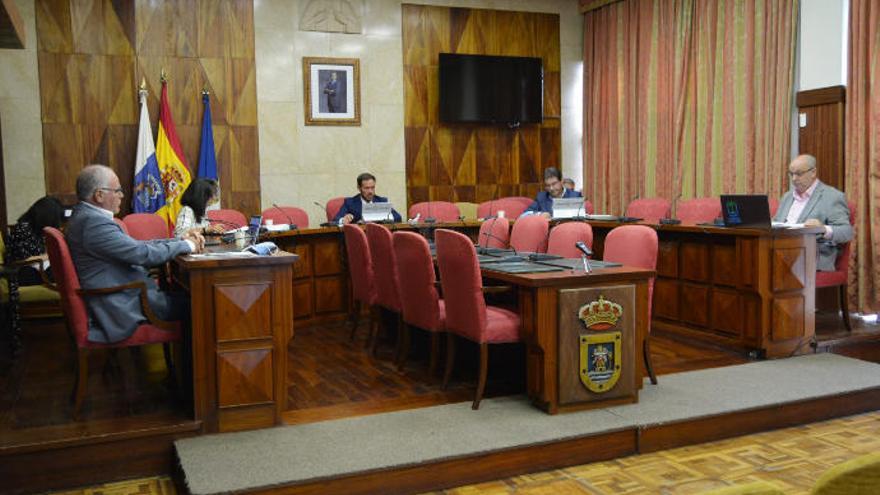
[578,295,623,331]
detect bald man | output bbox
[773,155,852,271]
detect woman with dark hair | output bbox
[4,195,65,352]
[174,178,225,238]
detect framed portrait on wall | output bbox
[303,57,361,126]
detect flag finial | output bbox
[160,68,167,82]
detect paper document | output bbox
[771,221,805,228]
[190,252,256,258]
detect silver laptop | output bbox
[362,202,395,222]
[552,197,586,219]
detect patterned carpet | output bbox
[52,411,880,495]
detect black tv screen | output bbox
[439,53,543,125]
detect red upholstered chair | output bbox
[42,227,181,419]
[365,223,404,356]
[584,200,595,215]
[326,197,346,222]
[768,198,780,217]
[477,217,510,249]
[816,202,856,331]
[341,224,378,341]
[113,217,130,235]
[261,206,309,228]
[676,198,721,224]
[509,215,550,253]
[435,229,521,409]
[603,225,659,385]
[123,213,170,240]
[408,201,461,222]
[392,231,445,374]
[207,209,247,229]
[477,197,531,219]
[626,198,672,223]
[547,222,594,258]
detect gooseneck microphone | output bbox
[209,218,243,229]
[271,203,298,230]
[660,193,683,225]
[315,201,337,228]
[480,230,523,262]
[575,241,593,273]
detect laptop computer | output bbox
[720,195,771,229]
[362,202,395,223]
[552,197,586,219]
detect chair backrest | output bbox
[509,214,550,253]
[435,229,486,342]
[477,217,510,248]
[341,224,376,305]
[123,213,169,240]
[43,227,89,346]
[392,231,442,331]
[834,201,856,273]
[261,206,309,228]
[676,197,721,223]
[603,225,659,320]
[326,197,346,222]
[408,201,461,222]
[365,223,401,311]
[113,217,130,235]
[626,198,672,222]
[207,208,248,229]
[768,197,780,217]
[810,452,880,495]
[477,197,531,219]
[455,202,478,220]
[547,222,594,258]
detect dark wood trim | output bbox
[0,0,25,49]
[796,86,846,107]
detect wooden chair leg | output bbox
[349,300,362,341]
[472,343,489,410]
[72,349,89,419]
[839,285,853,332]
[429,332,441,379]
[396,320,411,371]
[442,333,456,389]
[644,337,658,385]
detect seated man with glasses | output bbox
[773,154,852,271]
[65,164,205,343]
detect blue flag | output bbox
[132,88,165,213]
[197,91,220,208]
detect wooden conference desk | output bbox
[175,250,298,433]
[481,263,654,414]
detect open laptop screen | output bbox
[552,197,585,219]
[362,202,394,223]
[720,195,771,229]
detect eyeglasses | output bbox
[98,187,124,195]
[787,167,815,178]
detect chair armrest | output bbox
[482,285,513,294]
[78,281,177,331]
[7,254,55,289]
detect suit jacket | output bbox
[773,181,852,271]
[523,188,583,215]
[66,203,192,343]
[332,194,402,223]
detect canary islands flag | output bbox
[155,80,191,229]
[132,88,164,213]
[197,91,220,211]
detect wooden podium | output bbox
[176,252,297,433]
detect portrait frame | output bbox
[303,57,361,126]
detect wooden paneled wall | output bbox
[36,0,259,215]
[797,86,846,192]
[402,4,561,206]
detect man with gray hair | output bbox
[66,164,204,343]
[522,167,583,218]
[773,154,852,271]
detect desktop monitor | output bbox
[720,195,771,229]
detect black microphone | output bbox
[575,241,593,258]
[315,201,337,228]
[480,229,523,262]
[661,193,683,225]
[271,203,298,230]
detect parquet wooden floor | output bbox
[47,411,880,495]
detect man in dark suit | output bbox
[522,167,583,218]
[773,154,852,271]
[333,172,402,224]
[66,164,205,343]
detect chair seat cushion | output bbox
[816,271,847,287]
[86,322,181,348]
[483,306,521,344]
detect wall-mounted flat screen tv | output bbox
[439,53,543,126]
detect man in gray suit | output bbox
[66,164,205,343]
[773,154,852,271]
